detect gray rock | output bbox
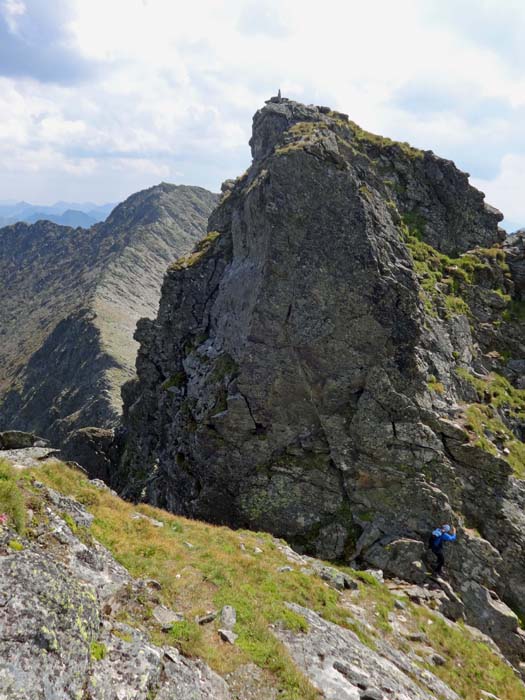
[0,185,218,451]
[196,611,218,625]
[314,564,358,591]
[218,629,238,644]
[360,689,383,700]
[0,430,38,449]
[0,446,61,468]
[277,603,459,700]
[131,512,164,527]
[0,491,230,700]
[332,659,370,688]
[480,692,500,700]
[152,605,184,629]
[225,663,278,700]
[61,427,116,481]
[220,605,237,630]
[406,632,428,643]
[430,653,446,666]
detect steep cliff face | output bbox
[118,99,525,669]
[0,184,218,443]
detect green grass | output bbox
[503,299,525,322]
[427,376,445,395]
[275,116,423,160]
[0,461,26,533]
[161,371,187,391]
[456,368,525,476]
[170,231,221,271]
[169,621,203,654]
[399,214,508,321]
[22,461,525,700]
[344,118,424,159]
[29,462,340,699]
[90,641,107,661]
[413,607,525,700]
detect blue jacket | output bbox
[431,528,456,551]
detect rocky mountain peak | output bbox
[249,96,338,161]
[249,97,503,255]
[116,98,525,675]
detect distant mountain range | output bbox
[0,200,116,228]
[0,183,218,445]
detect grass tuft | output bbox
[90,641,107,661]
[0,461,26,533]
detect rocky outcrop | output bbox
[116,98,525,671]
[0,430,45,450]
[278,604,459,700]
[60,426,119,481]
[0,486,229,700]
[0,184,218,445]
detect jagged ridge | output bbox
[0,183,218,444]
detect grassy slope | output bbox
[1,459,522,699]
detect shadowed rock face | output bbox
[118,99,525,668]
[0,183,218,444]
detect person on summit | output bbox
[429,524,456,576]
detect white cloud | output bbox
[0,0,523,226]
[1,0,26,33]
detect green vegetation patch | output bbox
[171,231,221,271]
[169,621,202,654]
[413,607,525,700]
[427,375,445,395]
[275,121,329,155]
[400,214,504,319]
[456,368,525,477]
[0,460,26,534]
[161,371,187,391]
[347,119,424,159]
[503,298,525,322]
[276,114,424,161]
[31,462,351,699]
[90,641,107,661]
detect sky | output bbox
[1,0,525,230]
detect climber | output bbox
[429,524,456,575]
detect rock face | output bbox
[0,184,218,445]
[117,99,525,671]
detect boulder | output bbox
[61,426,117,481]
[0,430,40,450]
[220,605,237,630]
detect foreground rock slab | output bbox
[0,495,229,700]
[277,604,459,700]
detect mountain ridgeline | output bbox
[115,98,525,672]
[0,184,218,445]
